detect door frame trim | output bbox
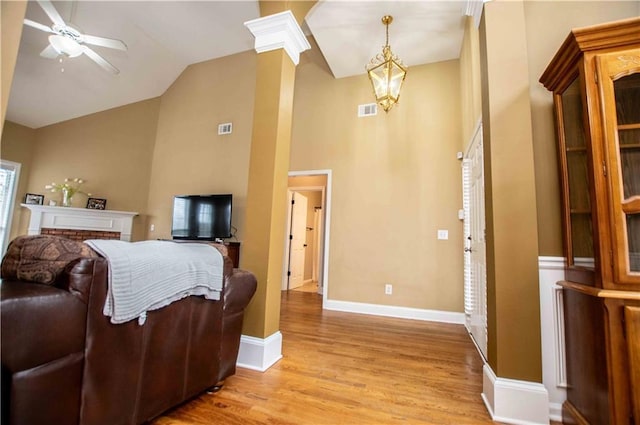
[463,119,488,360]
[285,170,332,304]
[464,118,483,158]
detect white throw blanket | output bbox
[85,240,224,325]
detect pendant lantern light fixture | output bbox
[366,15,407,113]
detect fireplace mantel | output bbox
[21,204,138,241]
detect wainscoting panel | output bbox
[538,256,567,421]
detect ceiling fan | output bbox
[23,0,127,74]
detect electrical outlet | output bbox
[385,284,393,295]
[150,224,155,232]
[437,229,449,240]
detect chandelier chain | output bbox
[385,20,389,47]
[366,14,407,113]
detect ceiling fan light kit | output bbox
[48,34,83,58]
[23,0,127,74]
[366,15,407,113]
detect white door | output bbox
[288,192,308,289]
[463,124,487,360]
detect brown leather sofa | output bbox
[0,235,257,425]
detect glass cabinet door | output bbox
[559,78,595,271]
[598,49,640,285]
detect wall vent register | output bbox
[218,123,233,135]
[358,103,378,117]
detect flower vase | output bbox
[62,188,73,207]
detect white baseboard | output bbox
[324,299,464,324]
[482,364,550,425]
[549,402,563,422]
[236,331,283,372]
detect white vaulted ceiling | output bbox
[6,0,467,129]
[306,1,466,78]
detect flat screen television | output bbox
[171,194,232,241]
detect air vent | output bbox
[358,103,378,117]
[218,123,233,135]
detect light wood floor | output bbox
[291,280,319,293]
[153,291,540,424]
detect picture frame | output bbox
[86,197,107,210]
[25,193,44,205]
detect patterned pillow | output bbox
[1,235,98,285]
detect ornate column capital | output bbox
[244,10,311,66]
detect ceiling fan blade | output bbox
[40,44,59,59]
[24,18,55,33]
[36,0,66,27]
[82,34,127,51]
[83,46,120,74]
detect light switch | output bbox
[437,229,449,240]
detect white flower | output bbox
[44,177,89,198]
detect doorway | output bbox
[282,170,332,300]
[463,122,488,360]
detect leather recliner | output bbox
[0,236,257,425]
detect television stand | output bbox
[166,239,240,268]
[224,241,240,268]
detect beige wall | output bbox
[16,98,160,241]
[1,1,26,136]
[145,51,256,243]
[524,1,640,256]
[291,39,464,312]
[1,121,36,241]
[459,16,482,151]
[480,0,541,382]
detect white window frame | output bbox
[1,160,21,256]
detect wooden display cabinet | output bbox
[540,17,640,424]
